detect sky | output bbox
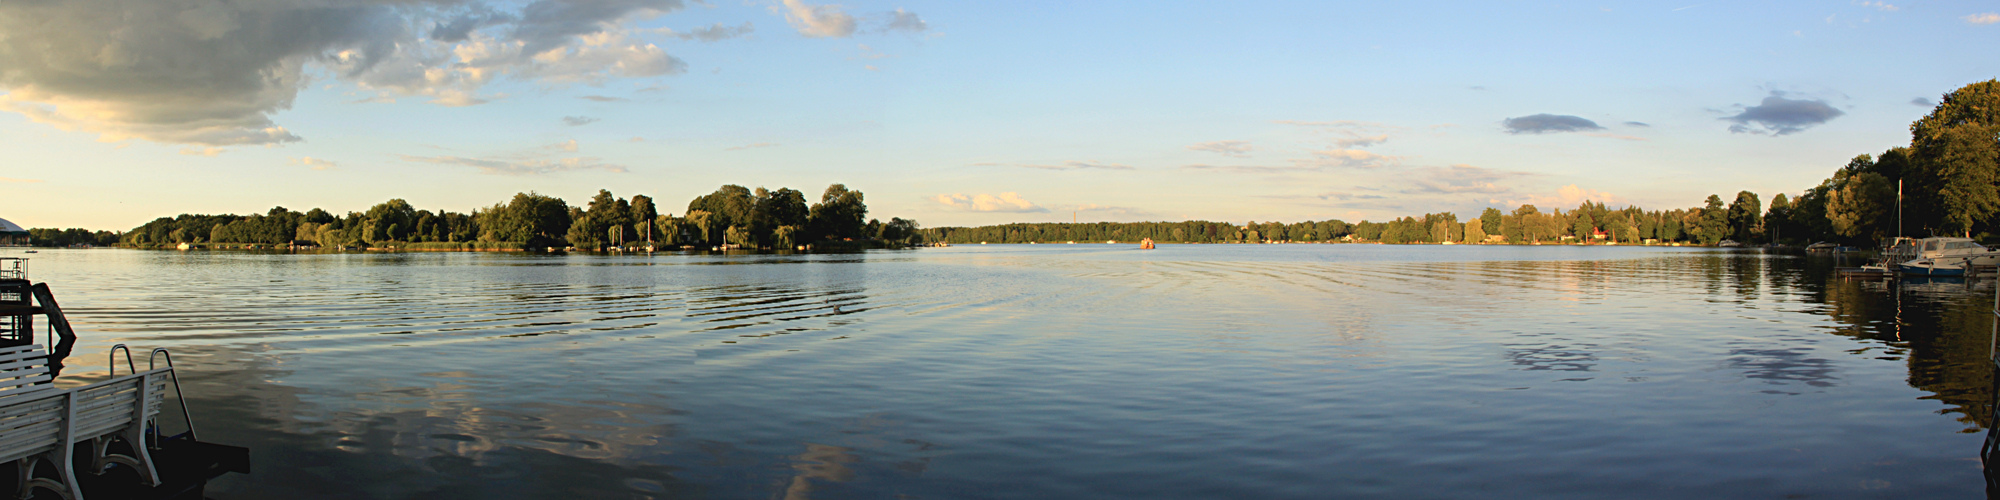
[1,0,1997,231]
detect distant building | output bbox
[0,217,25,246]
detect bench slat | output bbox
[0,356,48,373]
[0,344,43,359]
[0,374,53,395]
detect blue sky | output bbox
[2,1,1996,230]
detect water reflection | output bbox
[19,247,2000,498]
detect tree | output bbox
[754,187,809,245]
[1764,193,1791,243]
[630,195,658,244]
[688,185,755,234]
[1699,195,1729,245]
[1827,171,1895,241]
[1480,207,1502,236]
[1464,220,1487,243]
[808,184,868,240]
[687,211,718,246]
[1726,191,1761,243]
[1908,80,2000,236]
[476,192,570,247]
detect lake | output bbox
[15,244,1996,499]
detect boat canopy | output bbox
[1919,237,1983,252]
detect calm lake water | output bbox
[15,245,1998,499]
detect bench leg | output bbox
[16,451,79,500]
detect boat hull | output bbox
[1899,260,1967,276]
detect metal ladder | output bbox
[109,345,201,444]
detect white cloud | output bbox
[549,139,580,152]
[664,22,755,41]
[1504,184,1625,209]
[1187,140,1252,157]
[779,0,857,38]
[1181,164,1319,174]
[178,147,226,157]
[1335,134,1389,148]
[0,0,686,146]
[292,157,339,170]
[930,192,1049,213]
[1856,1,1897,11]
[1404,164,1529,194]
[1299,149,1398,168]
[1018,160,1136,171]
[562,115,600,126]
[884,8,927,33]
[402,155,629,176]
[1275,120,1398,149]
[1068,203,1150,216]
[1967,13,2000,24]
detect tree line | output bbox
[105,183,924,251]
[928,80,2000,247]
[24,80,1997,250]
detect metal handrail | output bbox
[147,348,198,442]
[108,344,135,377]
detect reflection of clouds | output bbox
[1506,341,1599,372]
[1725,347,1837,388]
[781,443,859,500]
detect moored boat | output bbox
[1893,237,2000,275]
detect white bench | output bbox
[0,344,167,500]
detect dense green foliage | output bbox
[21,228,122,247]
[104,183,919,251]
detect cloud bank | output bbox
[1502,114,1606,134]
[402,155,628,176]
[779,0,856,38]
[1187,140,1252,157]
[1018,161,1135,171]
[1404,164,1528,194]
[1723,92,1844,136]
[930,192,1048,213]
[292,157,339,170]
[668,22,755,41]
[0,0,688,146]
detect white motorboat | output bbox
[1895,237,2000,275]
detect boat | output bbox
[1893,237,2000,275]
[0,257,249,499]
[1717,240,1743,247]
[1899,258,1968,276]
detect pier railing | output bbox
[0,257,22,280]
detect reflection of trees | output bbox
[1816,270,1996,431]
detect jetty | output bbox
[0,257,248,499]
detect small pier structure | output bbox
[0,258,249,499]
